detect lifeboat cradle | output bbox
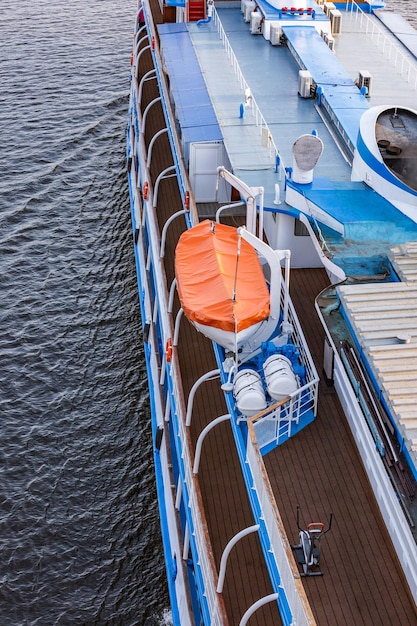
[174,170,319,455]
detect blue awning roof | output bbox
[158,23,222,145]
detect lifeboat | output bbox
[175,220,273,352]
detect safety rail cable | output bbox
[346,0,417,91]
[340,340,416,504]
[212,7,286,176]
[340,347,385,455]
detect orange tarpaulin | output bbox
[175,220,270,333]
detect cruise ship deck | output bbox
[134,1,417,622]
[159,2,417,482]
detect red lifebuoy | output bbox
[151,36,155,50]
[143,181,149,200]
[130,52,134,66]
[184,191,190,211]
[166,338,173,363]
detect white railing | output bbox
[283,285,320,415]
[212,7,286,175]
[131,18,226,623]
[346,0,417,91]
[252,378,317,450]
[251,278,319,450]
[183,437,224,625]
[139,1,199,224]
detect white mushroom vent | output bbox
[292,134,324,184]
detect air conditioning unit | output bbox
[298,70,312,98]
[323,2,335,15]
[358,70,372,97]
[243,0,255,22]
[270,24,282,46]
[330,9,342,35]
[250,12,262,35]
[327,35,335,51]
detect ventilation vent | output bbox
[323,2,335,15]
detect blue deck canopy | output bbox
[158,23,223,145]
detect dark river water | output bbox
[382,0,417,28]
[0,0,414,624]
[1,0,168,624]
[389,0,417,28]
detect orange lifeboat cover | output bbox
[175,220,270,333]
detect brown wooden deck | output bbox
[135,7,417,624]
[267,269,417,625]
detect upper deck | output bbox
[183,4,417,195]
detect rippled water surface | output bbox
[389,0,417,28]
[1,0,168,623]
[0,0,415,624]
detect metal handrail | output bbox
[346,0,417,91]
[212,6,286,175]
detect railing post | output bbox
[239,593,279,626]
[193,414,231,474]
[217,525,260,593]
[186,369,220,427]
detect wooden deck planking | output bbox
[135,14,416,625]
[265,268,417,625]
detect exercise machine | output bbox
[291,505,333,576]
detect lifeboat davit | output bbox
[175,220,271,352]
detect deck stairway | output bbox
[188,0,205,22]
